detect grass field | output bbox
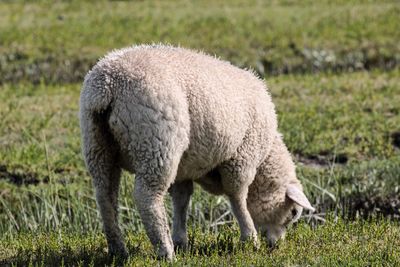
[1,0,399,266]
[2,219,399,266]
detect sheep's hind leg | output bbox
[134,173,176,260]
[169,180,193,250]
[219,161,259,247]
[94,166,127,257]
[82,120,127,257]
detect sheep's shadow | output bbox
[3,232,274,266]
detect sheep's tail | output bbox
[79,69,116,169]
[80,69,114,116]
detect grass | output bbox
[270,70,400,159]
[0,0,399,83]
[1,0,399,265]
[1,218,399,266]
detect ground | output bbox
[0,0,399,266]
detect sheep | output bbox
[79,44,315,260]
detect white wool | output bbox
[80,45,313,259]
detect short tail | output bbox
[80,69,114,115]
[79,69,116,169]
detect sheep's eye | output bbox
[291,209,297,218]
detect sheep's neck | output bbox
[247,134,297,206]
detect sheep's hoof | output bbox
[240,235,260,250]
[156,247,175,261]
[252,239,260,250]
[267,239,278,250]
[173,238,189,252]
[173,242,188,252]
[108,243,128,259]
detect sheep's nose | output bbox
[267,237,277,249]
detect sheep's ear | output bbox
[286,185,315,212]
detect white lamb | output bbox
[79,44,314,260]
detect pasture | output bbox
[1,0,399,266]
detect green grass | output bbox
[1,218,399,266]
[270,70,400,159]
[0,0,399,82]
[1,0,399,265]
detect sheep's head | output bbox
[248,182,314,247]
[247,134,314,247]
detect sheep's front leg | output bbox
[229,193,258,246]
[134,177,174,260]
[169,180,193,250]
[219,162,259,247]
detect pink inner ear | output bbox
[286,184,315,212]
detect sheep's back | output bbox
[95,45,277,179]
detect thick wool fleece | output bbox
[80,44,311,260]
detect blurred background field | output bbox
[0,0,399,266]
[1,0,399,83]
